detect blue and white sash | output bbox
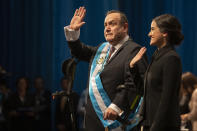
[89,42,142,130]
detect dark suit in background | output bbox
[4,92,36,131]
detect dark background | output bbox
[1,0,197,130]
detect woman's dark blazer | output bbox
[142,45,182,131]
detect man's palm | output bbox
[70,7,86,30]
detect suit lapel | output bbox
[106,39,132,65]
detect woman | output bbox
[130,14,184,131]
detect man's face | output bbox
[104,13,127,46]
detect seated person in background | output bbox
[33,76,51,131]
[181,72,197,131]
[179,75,193,115]
[0,79,11,131]
[55,77,79,131]
[4,76,35,131]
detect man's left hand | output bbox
[103,108,118,120]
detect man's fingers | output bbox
[78,7,81,16]
[74,7,85,17]
[74,7,86,20]
[108,113,115,120]
[103,109,110,120]
[80,8,86,19]
[103,112,107,120]
[78,6,85,17]
[74,9,79,16]
[109,113,117,120]
[103,109,118,120]
[77,22,86,29]
[78,7,84,17]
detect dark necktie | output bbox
[107,46,115,62]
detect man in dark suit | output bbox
[64,7,147,131]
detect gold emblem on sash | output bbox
[96,56,105,65]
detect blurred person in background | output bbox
[181,72,197,131]
[4,76,35,131]
[33,76,51,131]
[0,79,11,131]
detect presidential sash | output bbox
[89,42,142,130]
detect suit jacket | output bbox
[142,45,182,131]
[68,38,147,131]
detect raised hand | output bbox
[69,7,86,30]
[130,47,147,68]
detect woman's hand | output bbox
[130,47,146,68]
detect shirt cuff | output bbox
[108,103,122,115]
[64,26,80,41]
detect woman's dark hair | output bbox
[153,14,184,45]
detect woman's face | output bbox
[148,20,166,48]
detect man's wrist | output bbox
[108,103,122,115]
[64,26,80,41]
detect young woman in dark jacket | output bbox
[130,14,184,131]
